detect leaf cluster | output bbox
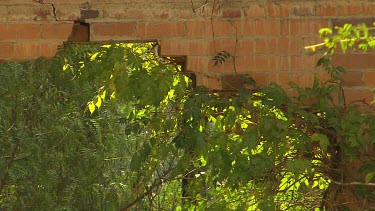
[2,40,375,211]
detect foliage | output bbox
[306,22,375,54]
[1,28,375,210]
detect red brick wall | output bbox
[1,0,375,102]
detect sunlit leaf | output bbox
[95,96,102,108]
[88,101,95,114]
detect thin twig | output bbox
[229,21,238,75]
[304,37,368,51]
[330,179,375,187]
[194,1,211,13]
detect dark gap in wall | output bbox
[68,21,90,42]
[332,18,375,28]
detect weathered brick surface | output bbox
[339,4,362,15]
[0,24,41,40]
[42,23,73,39]
[341,71,364,87]
[281,19,329,36]
[316,4,338,16]
[243,4,265,18]
[40,41,63,57]
[332,54,375,69]
[364,71,375,87]
[139,22,185,38]
[14,41,42,59]
[186,21,235,37]
[267,1,290,18]
[92,22,137,37]
[0,42,14,59]
[0,0,374,99]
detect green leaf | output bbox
[366,172,375,183]
[311,133,329,151]
[319,28,333,36]
[286,158,311,173]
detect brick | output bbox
[40,0,88,3]
[92,22,137,37]
[332,54,375,69]
[139,22,185,38]
[0,6,6,22]
[269,73,289,88]
[341,71,363,87]
[209,39,238,55]
[0,42,14,59]
[281,19,329,36]
[254,55,278,71]
[153,11,170,20]
[125,9,145,19]
[236,39,255,55]
[34,9,52,21]
[315,71,331,82]
[294,6,315,16]
[244,4,265,18]
[232,56,255,72]
[223,9,242,18]
[241,20,256,36]
[215,55,234,73]
[290,73,314,87]
[42,23,74,39]
[160,39,211,56]
[221,75,243,90]
[250,73,268,87]
[0,24,40,40]
[220,73,268,89]
[316,4,338,16]
[284,55,320,71]
[196,73,221,90]
[248,55,284,72]
[267,2,289,18]
[363,4,375,15]
[241,20,280,36]
[15,42,41,59]
[80,9,100,19]
[254,20,281,36]
[255,37,302,54]
[363,71,375,87]
[40,42,63,58]
[7,5,54,22]
[186,21,235,37]
[55,4,81,21]
[1,0,34,4]
[332,18,375,28]
[270,73,314,88]
[339,5,362,15]
[303,37,324,50]
[196,38,253,56]
[91,4,129,19]
[186,56,221,73]
[193,2,220,18]
[343,88,374,103]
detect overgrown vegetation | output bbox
[1,23,375,210]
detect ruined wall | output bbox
[1,0,375,102]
